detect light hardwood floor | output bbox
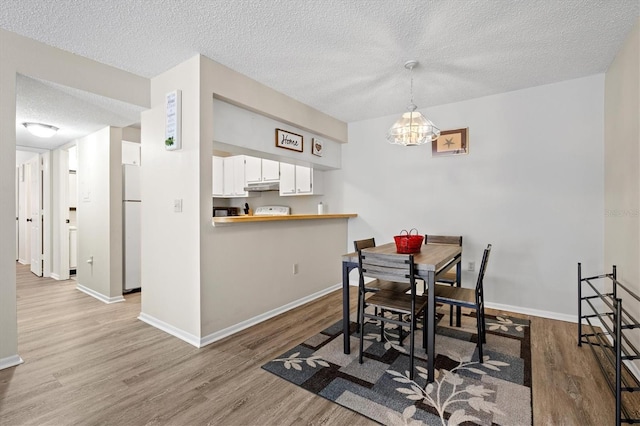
[0,263,635,425]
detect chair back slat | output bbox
[425,235,463,246]
[354,238,376,252]
[475,244,492,294]
[359,252,415,285]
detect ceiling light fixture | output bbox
[22,122,59,138]
[387,60,440,146]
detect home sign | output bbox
[275,128,303,152]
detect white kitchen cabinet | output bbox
[212,156,224,196]
[231,156,248,196]
[262,159,280,182]
[222,157,235,196]
[219,155,250,198]
[279,163,296,195]
[279,163,323,196]
[245,156,280,183]
[244,156,262,183]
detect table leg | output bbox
[456,258,462,327]
[427,270,436,383]
[342,261,354,354]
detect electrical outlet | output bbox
[293,264,299,275]
[468,261,475,272]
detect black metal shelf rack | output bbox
[578,263,640,425]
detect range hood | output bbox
[243,181,280,192]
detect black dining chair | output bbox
[357,250,427,380]
[425,235,463,326]
[353,238,410,326]
[434,244,491,362]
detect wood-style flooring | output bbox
[0,263,635,425]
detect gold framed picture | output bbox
[432,128,468,157]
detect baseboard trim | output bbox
[485,302,577,323]
[76,284,125,304]
[50,273,61,280]
[17,259,28,265]
[199,283,342,348]
[137,312,201,347]
[0,355,24,370]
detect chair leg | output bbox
[476,309,483,363]
[409,312,415,380]
[359,293,365,364]
[422,308,427,349]
[449,305,454,326]
[356,291,362,326]
[481,306,487,344]
[398,313,404,344]
[380,309,384,341]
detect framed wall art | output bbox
[432,128,468,157]
[275,128,303,152]
[312,138,323,156]
[165,90,182,151]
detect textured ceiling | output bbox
[2,0,638,150]
[15,75,144,150]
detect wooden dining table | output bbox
[341,242,462,383]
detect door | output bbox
[244,156,262,183]
[262,159,280,182]
[222,157,235,196]
[15,167,19,260]
[18,163,30,264]
[295,165,312,194]
[212,156,224,196]
[29,155,42,276]
[231,156,247,196]
[279,163,296,195]
[123,201,141,290]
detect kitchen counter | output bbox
[212,213,357,225]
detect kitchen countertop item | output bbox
[254,206,290,216]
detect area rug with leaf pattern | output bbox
[262,310,532,425]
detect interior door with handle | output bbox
[29,155,42,277]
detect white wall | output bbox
[212,99,342,170]
[334,75,605,318]
[139,54,349,345]
[140,56,202,338]
[76,127,124,302]
[202,220,347,337]
[604,19,639,370]
[200,55,350,341]
[0,28,149,367]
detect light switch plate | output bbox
[174,199,182,213]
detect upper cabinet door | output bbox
[212,156,224,196]
[261,159,280,182]
[222,157,235,196]
[295,165,312,194]
[232,156,248,196]
[244,156,262,184]
[279,163,296,195]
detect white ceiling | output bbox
[16,75,145,151]
[2,0,638,150]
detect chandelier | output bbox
[386,60,440,146]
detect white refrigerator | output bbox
[123,164,141,292]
